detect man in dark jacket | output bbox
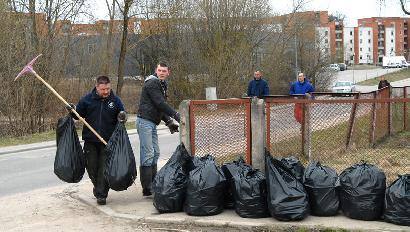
[70,75,126,205]
[136,62,180,196]
[247,70,269,97]
[378,76,391,89]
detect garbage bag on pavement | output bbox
[384,174,410,226]
[153,144,191,213]
[184,155,226,216]
[280,156,305,182]
[104,122,137,191]
[303,161,340,216]
[339,161,386,220]
[221,157,246,209]
[233,166,269,218]
[54,114,86,183]
[265,151,309,221]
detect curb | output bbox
[71,193,400,232]
[0,126,169,156]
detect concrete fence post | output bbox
[251,98,266,172]
[179,100,191,154]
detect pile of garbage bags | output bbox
[152,147,409,226]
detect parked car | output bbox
[338,63,347,71]
[332,81,355,94]
[329,64,340,71]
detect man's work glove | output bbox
[173,112,181,123]
[117,111,127,123]
[65,103,75,112]
[166,119,179,134]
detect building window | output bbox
[350,39,353,43]
[368,39,371,43]
[391,31,394,36]
[360,31,362,36]
[325,38,328,43]
[350,47,353,51]
[350,31,353,35]
[325,31,328,36]
[360,55,363,59]
[360,39,362,44]
[368,31,371,35]
[391,39,394,43]
[368,47,371,52]
[360,47,362,51]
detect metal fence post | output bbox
[346,94,359,150]
[404,87,408,131]
[369,92,377,148]
[179,100,191,154]
[251,98,266,172]
[302,98,311,161]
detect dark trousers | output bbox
[84,141,109,199]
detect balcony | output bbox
[379,30,385,34]
[378,46,385,49]
[335,38,343,42]
[378,37,384,41]
[335,30,343,33]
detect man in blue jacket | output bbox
[289,72,314,123]
[289,72,315,95]
[70,75,126,205]
[247,70,269,97]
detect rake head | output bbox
[15,54,42,81]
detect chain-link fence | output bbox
[188,99,251,164]
[266,87,410,183]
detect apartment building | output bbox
[343,17,410,65]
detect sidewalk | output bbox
[69,161,410,232]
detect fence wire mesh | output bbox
[189,99,251,164]
[266,89,409,183]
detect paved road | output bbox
[336,67,402,84]
[0,131,180,197]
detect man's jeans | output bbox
[136,117,160,167]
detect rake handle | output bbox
[31,70,108,145]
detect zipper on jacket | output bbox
[98,100,103,136]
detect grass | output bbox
[357,67,410,85]
[0,121,136,148]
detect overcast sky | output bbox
[90,0,408,26]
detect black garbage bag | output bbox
[184,155,226,216]
[233,167,269,218]
[265,151,309,221]
[104,122,136,191]
[54,114,85,183]
[221,157,246,209]
[339,161,386,220]
[280,156,305,182]
[152,144,191,213]
[303,161,340,216]
[384,174,410,226]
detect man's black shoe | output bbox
[142,188,152,196]
[97,198,106,205]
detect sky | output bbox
[90,0,408,26]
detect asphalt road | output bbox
[0,131,180,197]
[335,67,402,84]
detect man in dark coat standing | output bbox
[136,62,180,196]
[247,70,270,97]
[378,76,391,89]
[71,75,126,205]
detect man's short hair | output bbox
[157,62,169,69]
[96,75,110,85]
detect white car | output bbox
[332,81,355,94]
[329,64,340,71]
